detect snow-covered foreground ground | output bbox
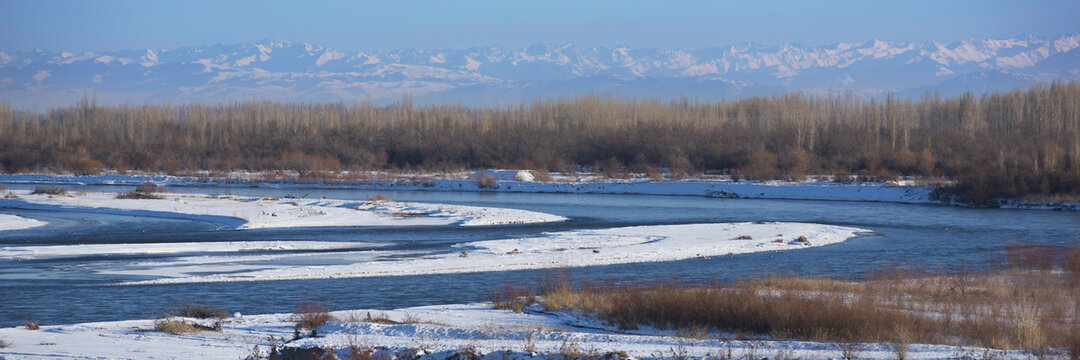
[0,302,1039,359]
[115,222,867,285]
[0,214,46,231]
[0,190,566,230]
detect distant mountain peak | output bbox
[1,34,1078,108]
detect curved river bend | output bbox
[1,185,1077,326]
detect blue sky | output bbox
[2,0,1078,51]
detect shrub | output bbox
[136,182,163,193]
[66,156,102,175]
[115,191,164,199]
[1065,246,1080,286]
[367,193,390,203]
[292,300,334,330]
[154,317,217,334]
[476,174,498,189]
[174,303,229,319]
[532,263,1080,350]
[488,282,536,313]
[24,320,39,330]
[31,186,66,195]
[528,170,553,182]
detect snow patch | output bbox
[315,50,345,66]
[0,301,1032,359]
[0,190,565,231]
[233,55,256,67]
[140,49,159,67]
[0,214,46,231]
[120,222,866,285]
[0,241,380,260]
[468,169,534,182]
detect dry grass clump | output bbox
[24,320,40,330]
[528,170,554,182]
[115,191,164,199]
[292,300,335,330]
[116,181,165,199]
[367,193,390,203]
[476,174,498,189]
[0,337,9,348]
[154,317,219,334]
[31,186,66,195]
[1066,247,1080,285]
[136,182,164,193]
[488,283,536,313]
[534,247,1080,351]
[174,303,229,319]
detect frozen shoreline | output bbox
[116,222,868,285]
[0,214,46,231]
[0,189,567,230]
[0,241,387,261]
[7,172,1075,210]
[1,172,939,204]
[0,302,1042,359]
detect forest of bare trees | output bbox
[1,82,1079,204]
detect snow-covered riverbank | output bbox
[0,172,938,204]
[0,302,1040,359]
[0,241,385,261]
[111,222,867,285]
[0,214,46,231]
[0,189,567,230]
[6,172,1077,210]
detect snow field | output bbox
[0,303,1039,359]
[119,222,868,285]
[0,214,46,231]
[0,189,567,230]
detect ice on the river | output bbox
[0,190,567,230]
[118,222,870,285]
[0,241,386,261]
[0,213,46,231]
[0,302,1041,359]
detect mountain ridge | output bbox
[2,33,1078,108]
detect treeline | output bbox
[1,82,1079,204]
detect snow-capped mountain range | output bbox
[2,34,1079,108]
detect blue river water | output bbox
[1,184,1077,326]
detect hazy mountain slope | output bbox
[1,34,1078,107]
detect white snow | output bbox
[0,173,947,207]
[0,302,1044,359]
[233,55,256,66]
[469,169,535,182]
[315,50,345,66]
[0,190,566,230]
[118,222,867,285]
[0,214,46,231]
[0,241,382,261]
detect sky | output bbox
[1,0,1079,51]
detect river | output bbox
[1,184,1077,326]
